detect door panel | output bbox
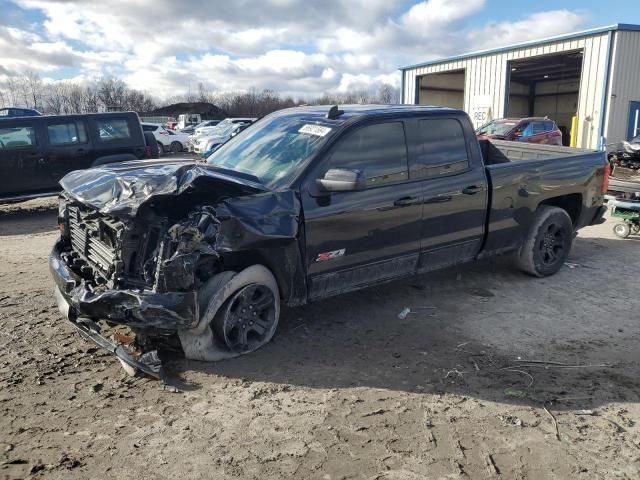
[45,119,93,183]
[0,120,50,196]
[303,182,423,298]
[302,121,423,299]
[409,117,488,271]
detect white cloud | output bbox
[2,1,592,99]
[467,10,589,50]
[402,0,485,31]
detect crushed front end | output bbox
[50,194,222,378]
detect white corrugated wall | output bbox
[403,33,611,148]
[605,30,640,144]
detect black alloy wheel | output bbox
[215,284,277,353]
[538,222,566,266]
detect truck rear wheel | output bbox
[516,206,573,277]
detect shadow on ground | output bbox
[165,235,640,412]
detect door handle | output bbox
[393,196,415,207]
[462,185,481,195]
[425,194,452,204]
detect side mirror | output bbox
[316,168,366,192]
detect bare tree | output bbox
[84,84,100,113]
[98,78,127,110]
[197,82,214,103]
[377,83,395,104]
[66,83,86,113]
[1,71,397,118]
[5,77,21,106]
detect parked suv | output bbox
[476,117,562,145]
[141,122,189,154]
[0,112,152,202]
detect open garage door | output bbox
[417,70,465,109]
[506,51,583,146]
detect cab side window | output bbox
[0,126,37,150]
[327,122,408,187]
[415,119,470,178]
[96,118,131,141]
[47,121,88,145]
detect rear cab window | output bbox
[47,121,88,145]
[415,118,470,178]
[326,122,409,187]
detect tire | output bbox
[613,223,631,238]
[143,132,159,159]
[630,223,640,235]
[516,206,574,277]
[170,141,183,153]
[157,141,164,156]
[178,265,280,361]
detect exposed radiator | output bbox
[68,205,118,274]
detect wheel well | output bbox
[539,194,582,225]
[218,251,286,300]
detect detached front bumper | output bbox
[53,287,165,379]
[50,239,198,330]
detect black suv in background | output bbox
[0,112,157,202]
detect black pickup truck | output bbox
[49,105,608,377]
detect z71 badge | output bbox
[315,249,346,262]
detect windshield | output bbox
[206,114,331,187]
[476,120,517,136]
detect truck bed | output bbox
[479,139,601,164]
[477,140,607,256]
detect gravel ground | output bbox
[0,197,638,479]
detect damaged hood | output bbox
[60,158,266,217]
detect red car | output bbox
[476,117,563,145]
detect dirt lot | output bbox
[1,197,638,479]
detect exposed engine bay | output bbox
[50,159,305,378]
[62,199,220,306]
[57,196,222,329]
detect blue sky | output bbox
[1,0,638,99]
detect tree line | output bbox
[0,72,400,118]
[0,73,156,114]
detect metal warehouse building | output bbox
[400,24,640,150]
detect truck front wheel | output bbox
[178,265,280,361]
[516,206,573,277]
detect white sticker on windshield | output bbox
[299,124,332,137]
